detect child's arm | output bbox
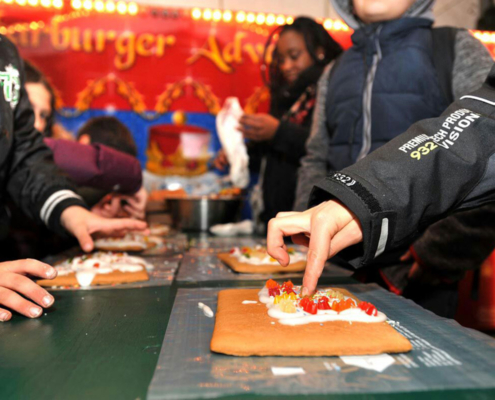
[44,138,142,194]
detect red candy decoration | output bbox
[283,281,294,289]
[268,287,280,297]
[281,280,295,295]
[266,279,279,289]
[317,296,331,310]
[331,298,355,313]
[299,297,318,314]
[229,248,235,254]
[359,302,378,316]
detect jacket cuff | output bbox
[308,172,396,268]
[39,189,88,235]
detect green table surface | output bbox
[2,232,495,400]
[0,285,172,400]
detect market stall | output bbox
[2,2,495,399]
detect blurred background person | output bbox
[215,16,342,230]
[24,60,73,140]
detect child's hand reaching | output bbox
[0,259,57,321]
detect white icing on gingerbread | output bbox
[258,286,387,325]
[229,246,306,265]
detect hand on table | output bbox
[267,200,363,296]
[91,194,124,219]
[91,187,148,220]
[61,206,148,252]
[0,259,57,321]
[239,114,280,142]
[121,186,148,220]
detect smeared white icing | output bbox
[198,302,214,318]
[94,233,161,250]
[258,286,387,325]
[149,223,170,236]
[76,271,96,287]
[55,252,153,279]
[242,300,258,304]
[230,246,306,265]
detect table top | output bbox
[2,233,495,400]
[0,286,172,400]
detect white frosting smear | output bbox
[229,246,306,265]
[198,302,214,318]
[94,233,160,250]
[258,286,387,326]
[242,300,258,304]
[55,252,153,278]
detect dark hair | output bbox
[262,16,342,90]
[23,59,57,137]
[478,6,495,31]
[77,116,138,157]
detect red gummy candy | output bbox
[359,302,378,316]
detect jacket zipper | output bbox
[357,26,383,161]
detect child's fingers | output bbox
[0,287,44,318]
[0,307,12,321]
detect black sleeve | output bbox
[308,63,495,268]
[411,203,495,279]
[270,120,310,162]
[4,39,86,234]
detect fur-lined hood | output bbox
[331,0,436,29]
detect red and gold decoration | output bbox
[1,4,494,177]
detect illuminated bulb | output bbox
[236,11,246,23]
[16,0,27,6]
[286,16,293,25]
[266,13,275,25]
[40,0,50,6]
[333,20,343,30]
[222,10,232,22]
[53,0,63,8]
[94,0,104,11]
[0,27,6,34]
[3,0,13,3]
[255,13,265,25]
[212,9,221,21]
[276,15,285,25]
[72,0,81,9]
[127,1,137,15]
[191,7,201,20]
[27,0,38,5]
[246,12,255,23]
[82,0,92,10]
[116,1,126,14]
[105,0,115,12]
[203,8,212,20]
[323,19,332,30]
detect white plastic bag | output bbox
[215,97,250,188]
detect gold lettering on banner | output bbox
[7,23,176,71]
[95,30,106,53]
[115,32,136,70]
[187,32,266,73]
[50,24,71,50]
[71,27,81,51]
[136,33,154,56]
